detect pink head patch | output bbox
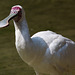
[11,6,21,14]
[10,6,22,22]
[12,7,21,11]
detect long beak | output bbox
[0,12,18,28]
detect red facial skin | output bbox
[11,7,22,22]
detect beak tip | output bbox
[0,20,9,28]
[0,11,18,28]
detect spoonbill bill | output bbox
[0,5,75,75]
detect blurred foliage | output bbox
[0,0,75,75]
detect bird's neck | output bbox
[13,18,34,64]
[14,18,30,41]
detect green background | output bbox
[0,0,75,75]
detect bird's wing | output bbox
[32,30,75,71]
[50,35,75,71]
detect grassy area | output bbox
[0,0,75,75]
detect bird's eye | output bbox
[14,11,16,13]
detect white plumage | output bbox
[0,5,75,75]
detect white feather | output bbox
[13,5,75,75]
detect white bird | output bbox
[0,5,75,75]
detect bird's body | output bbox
[14,17,75,75]
[0,5,75,75]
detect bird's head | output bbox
[11,5,25,22]
[0,5,25,28]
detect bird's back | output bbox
[31,30,75,74]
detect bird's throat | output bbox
[13,19,35,64]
